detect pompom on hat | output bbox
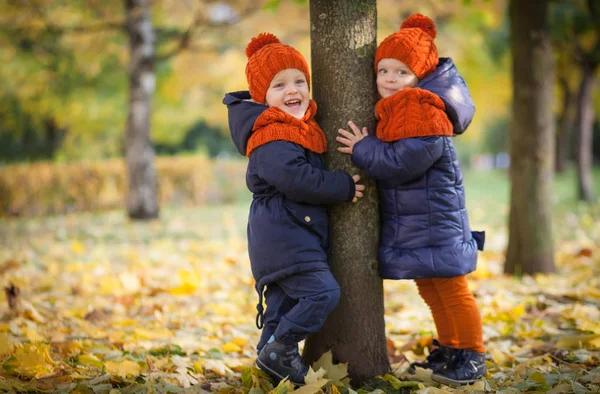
[245,33,310,104]
[375,14,439,79]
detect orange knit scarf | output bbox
[375,87,453,142]
[246,100,327,157]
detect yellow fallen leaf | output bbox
[222,342,241,353]
[134,328,173,340]
[233,337,248,347]
[193,361,203,373]
[293,378,329,394]
[556,334,600,349]
[0,332,12,356]
[25,328,44,342]
[105,359,141,377]
[13,343,56,379]
[304,367,327,384]
[510,303,526,320]
[71,240,86,254]
[311,350,349,384]
[490,348,508,366]
[78,354,104,369]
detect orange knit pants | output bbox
[414,276,485,353]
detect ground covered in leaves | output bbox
[1,175,600,393]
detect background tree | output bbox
[302,0,389,384]
[550,0,600,201]
[124,0,158,219]
[505,0,555,275]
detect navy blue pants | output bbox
[257,268,340,353]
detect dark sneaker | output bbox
[408,339,452,374]
[431,348,486,386]
[256,340,308,385]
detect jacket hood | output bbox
[222,90,268,155]
[418,58,475,135]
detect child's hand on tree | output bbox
[352,175,365,203]
[337,121,369,154]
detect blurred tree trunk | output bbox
[575,63,597,202]
[505,0,555,275]
[303,0,389,385]
[124,0,159,219]
[555,77,573,174]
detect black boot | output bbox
[431,348,486,386]
[256,339,308,385]
[408,339,452,374]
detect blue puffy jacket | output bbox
[223,91,354,301]
[350,58,483,279]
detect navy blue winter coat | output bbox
[350,59,483,280]
[223,91,355,292]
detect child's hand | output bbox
[337,121,369,154]
[352,175,365,203]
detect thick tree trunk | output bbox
[555,77,573,173]
[303,0,389,385]
[575,65,596,202]
[505,0,555,275]
[124,0,159,219]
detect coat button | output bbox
[304,216,311,223]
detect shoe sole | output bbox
[256,358,305,386]
[431,373,482,387]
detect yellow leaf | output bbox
[134,328,173,340]
[13,343,56,379]
[556,334,600,349]
[490,348,509,366]
[105,359,141,377]
[78,354,104,368]
[510,303,526,320]
[311,350,348,384]
[292,378,329,394]
[233,337,248,347]
[304,367,327,385]
[193,361,203,373]
[71,240,86,254]
[222,342,241,353]
[0,332,12,356]
[25,328,44,342]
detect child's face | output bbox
[265,68,310,119]
[376,58,418,98]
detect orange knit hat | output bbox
[245,33,310,104]
[375,14,439,79]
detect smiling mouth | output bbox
[285,99,301,107]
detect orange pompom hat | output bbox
[245,33,310,104]
[375,14,439,79]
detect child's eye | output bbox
[273,83,284,88]
[378,69,387,74]
[296,79,306,84]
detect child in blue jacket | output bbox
[337,15,486,387]
[223,33,364,385]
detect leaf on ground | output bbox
[104,359,141,377]
[12,343,56,379]
[291,378,329,394]
[311,350,348,385]
[304,367,327,385]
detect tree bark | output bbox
[303,0,389,385]
[575,64,596,202]
[505,0,555,275]
[124,0,159,219]
[555,77,573,174]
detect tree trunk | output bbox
[124,0,159,219]
[505,0,555,275]
[575,64,596,202]
[555,77,573,173]
[303,0,389,385]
